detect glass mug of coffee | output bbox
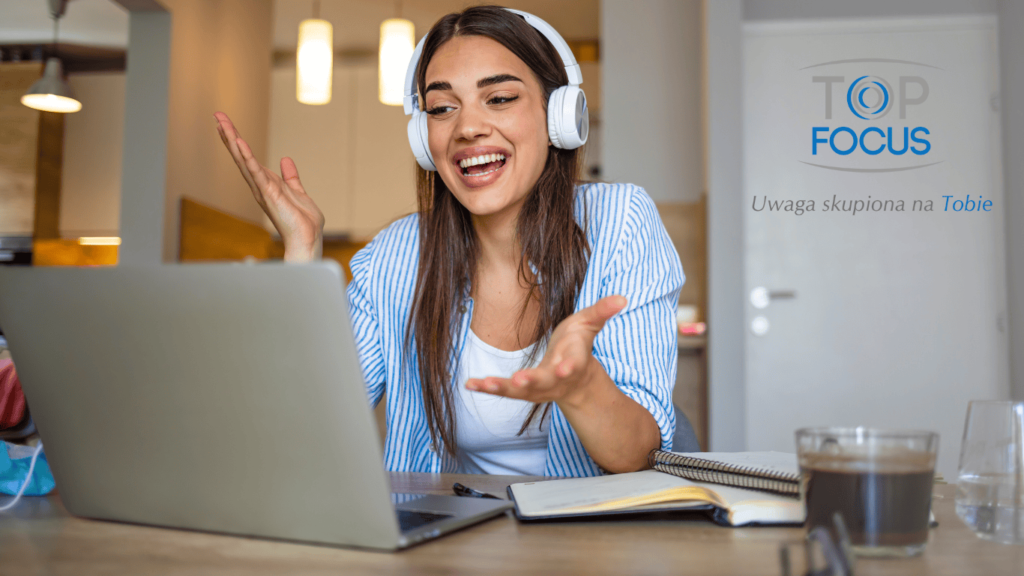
[796,427,939,557]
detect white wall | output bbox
[156,0,274,262]
[61,72,125,238]
[267,66,355,235]
[1000,1,1024,401]
[703,0,746,451]
[743,0,998,20]
[601,0,703,202]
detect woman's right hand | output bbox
[214,111,325,262]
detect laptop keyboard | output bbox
[397,509,453,532]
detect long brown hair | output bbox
[405,5,590,459]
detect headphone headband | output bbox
[403,8,583,116]
[504,9,583,85]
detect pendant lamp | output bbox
[21,0,82,114]
[378,2,414,106]
[296,0,333,105]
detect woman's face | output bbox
[422,35,550,220]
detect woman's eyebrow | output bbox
[424,80,451,95]
[423,74,523,96]
[477,73,522,88]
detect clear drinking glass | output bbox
[796,427,939,558]
[955,400,1024,545]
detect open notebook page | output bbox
[509,470,804,525]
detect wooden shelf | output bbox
[677,334,707,351]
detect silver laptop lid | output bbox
[0,262,402,549]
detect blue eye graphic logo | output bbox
[847,75,893,120]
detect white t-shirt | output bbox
[454,329,549,475]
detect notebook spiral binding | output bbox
[647,450,801,497]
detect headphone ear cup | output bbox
[546,86,566,148]
[546,85,589,150]
[407,110,436,171]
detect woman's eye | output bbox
[425,105,453,116]
[489,95,519,105]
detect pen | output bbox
[452,482,501,500]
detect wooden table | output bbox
[1,473,1021,575]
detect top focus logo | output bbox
[803,59,939,172]
[847,75,892,120]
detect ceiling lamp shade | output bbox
[78,237,121,246]
[296,18,333,105]
[21,57,81,113]
[22,0,80,114]
[379,18,414,106]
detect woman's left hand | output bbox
[466,295,627,406]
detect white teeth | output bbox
[458,153,506,168]
[466,165,501,177]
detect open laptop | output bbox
[0,261,511,550]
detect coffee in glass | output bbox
[796,427,939,557]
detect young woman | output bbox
[213,6,684,477]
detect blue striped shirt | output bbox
[346,182,685,476]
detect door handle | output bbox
[750,287,797,309]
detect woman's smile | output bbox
[452,146,512,189]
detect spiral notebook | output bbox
[647,451,800,496]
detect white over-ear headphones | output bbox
[402,8,589,171]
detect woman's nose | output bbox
[452,101,492,141]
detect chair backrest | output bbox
[672,404,701,452]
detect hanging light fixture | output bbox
[296,0,333,105]
[378,1,414,106]
[21,0,81,114]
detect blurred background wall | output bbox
[602,0,702,204]
[60,72,124,238]
[156,0,274,262]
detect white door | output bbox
[743,16,1009,479]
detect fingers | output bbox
[555,357,580,378]
[214,112,259,197]
[525,348,587,383]
[466,377,533,401]
[235,138,277,202]
[577,295,628,330]
[466,377,507,394]
[215,111,244,144]
[464,357,582,402]
[235,136,304,206]
[510,366,556,390]
[280,157,307,196]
